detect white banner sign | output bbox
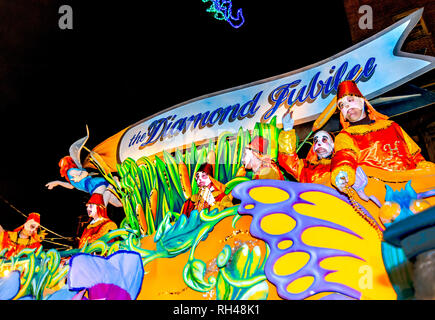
[116,8,434,163]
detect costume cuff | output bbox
[331,165,356,188]
[278,129,297,154]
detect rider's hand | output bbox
[335,171,349,192]
[282,110,294,131]
[45,181,58,189]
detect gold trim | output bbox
[367,176,409,184]
[417,161,435,169]
[334,132,360,156]
[306,158,331,166]
[86,218,110,229]
[345,120,393,136]
[278,130,297,154]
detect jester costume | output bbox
[181,163,233,216]
[331,80,434,188]
[78,193,117,248]
[0,213,42,259]
[278,130,331,184]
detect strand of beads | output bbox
[344,185,384,240]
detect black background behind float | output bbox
[0,1,351,243]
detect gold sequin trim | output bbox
[278,130,297,154]
[417,161,435,169]
[345,119,393,136]
[334,133,360,157]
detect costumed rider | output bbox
[78,193,117,249]
[241,136,284,180]
[278,109,334,184]
[46,127,122,208]
[331,80,435,193]
[181,163,233,217]
[0,213,44,259]
[278,107,381,206]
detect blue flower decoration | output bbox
[67,250,144,300]
[0,270,21,300]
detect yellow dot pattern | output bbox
[273,251,310,276]
[249,187,289,204]
[260,213,296,235]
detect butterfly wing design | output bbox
[232,179,396,300]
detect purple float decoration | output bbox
[68,250,144,300]
[232,179,380,300]
[0,270,21,300]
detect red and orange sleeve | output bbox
[278,130,304,181]
[331,131,360,187]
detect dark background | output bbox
[0,1,352,247]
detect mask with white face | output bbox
[86,204,99,221]
[337,95,365,122]
[196,171,212,188]
[313,130,334,159]
[23,220,40,237]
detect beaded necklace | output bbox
[343,185,384,240]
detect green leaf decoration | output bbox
[163,150,185,202]
[224,177,251,195]
[1,117,287,300]
[215,132,233,181]
[155,155,175,211]
[231,127,245,179]
[175,149,184,164]
[183,259,216,292]
[154,210,208,256]
[215,244,269,300]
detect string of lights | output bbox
[0,193,74,244]
[41,238,74,250]
[202,0,245,28]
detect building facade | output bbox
[342,0,435,161]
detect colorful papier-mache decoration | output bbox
[1,114,435,300]
[0,213,43,259]
[380,182,435,300]
[67,251,144,300]
[0,270,21,300]
[2,9,435,300]
[232,179,396,300]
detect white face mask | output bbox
[242,148,263,172]
[337,95,365,122]
[23,220,39,236]
[313,130,334,159]
[242,148,254,169]
[87,204,99,220]
[196,171,212,187]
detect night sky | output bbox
[0,1,352,247]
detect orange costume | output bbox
[78,193,117,248]
[278,130,331,184]
[331,80,434,188]
[247,136,284,180]
[0,213,42,259]
[253,157,284,180]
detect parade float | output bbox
[1,8,435,301]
